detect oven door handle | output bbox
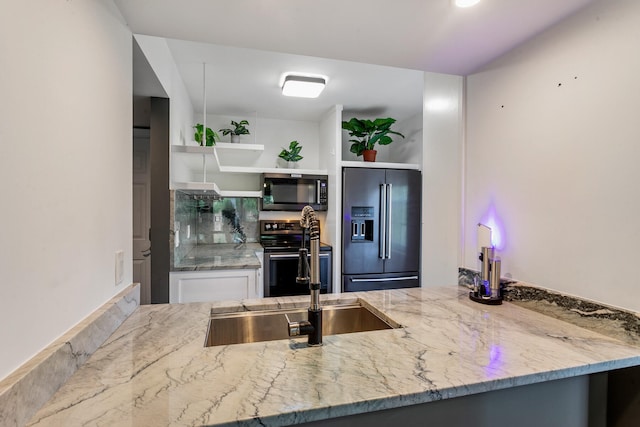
[268,253,330,259]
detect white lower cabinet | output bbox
[169,269,261,303]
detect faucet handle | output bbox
[285,313,313,337]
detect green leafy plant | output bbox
[193,124,219,147]
[278,140,303,162]
[342,117,405,156]
[219,120,250,136]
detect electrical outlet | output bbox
[115,250,124,285]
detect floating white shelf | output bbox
[172,181,221,194]
[172,182,262,198]
[218,165,328,175]
[171,144,328,196]
[171,143,264,154]
[214,142,264,152]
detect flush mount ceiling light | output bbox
[454,0,481,7]
[281,74,326,98]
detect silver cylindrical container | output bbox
[481,246,495,282]
[490,258,501,299]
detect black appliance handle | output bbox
[268,253,330,259]
[380,183,387,259]
[349,275,419,283]
[386,183,392,259]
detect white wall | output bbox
[0,0,133,380]
[422,73,464,286]
[320,105,343,292]
[465,0,640,311]
[134,34,194,150]
[208,114,321,170]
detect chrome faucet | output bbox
[286,205,322,346]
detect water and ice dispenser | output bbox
[350,206,374,242]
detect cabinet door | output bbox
[169,270,258,303]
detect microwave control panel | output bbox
[318,180,328,204]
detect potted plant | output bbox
[219,119,250,143]
[193,124,219,147]
[278,140,303,169]
[342,117,404,162]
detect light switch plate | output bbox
[115,250,124,285]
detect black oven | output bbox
[260,220,332,297]
[261,173,328,211]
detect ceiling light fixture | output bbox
[281,74,326,98]
[454,0,481,7]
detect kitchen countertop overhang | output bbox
[26,286,640,426]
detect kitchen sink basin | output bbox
[205,303,400,347]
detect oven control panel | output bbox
[260,220,302,234]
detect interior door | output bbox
[133,128,151,304]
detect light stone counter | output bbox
[25,287,640,426]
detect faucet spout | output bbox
[287,205,322,346]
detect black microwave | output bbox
[261,173,328,211]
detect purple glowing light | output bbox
[484,344,504,378]
[479,206,506,250]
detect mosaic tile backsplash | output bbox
[172,191,259,266]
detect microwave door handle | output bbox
[379,183,386,259]
[316,180,321,204]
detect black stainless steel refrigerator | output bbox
[342,167,421,292]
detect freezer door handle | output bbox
[349,276,419,283]
[379,183,387,259]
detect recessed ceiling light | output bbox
[281,74,326,98]
[455,0,481,7]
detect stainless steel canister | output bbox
[480,246,495,283]
[490,258,501,299]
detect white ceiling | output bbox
[163,38,424,121]
[120,0,597,121]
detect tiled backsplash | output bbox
[171,191,259,266]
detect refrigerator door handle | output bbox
[349,276,419,283]
[379,183,387,259]
[386,183,392,259]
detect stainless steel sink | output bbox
[205,303,399,347]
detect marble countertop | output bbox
[26,286,640,426]
[172,243,263,271]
